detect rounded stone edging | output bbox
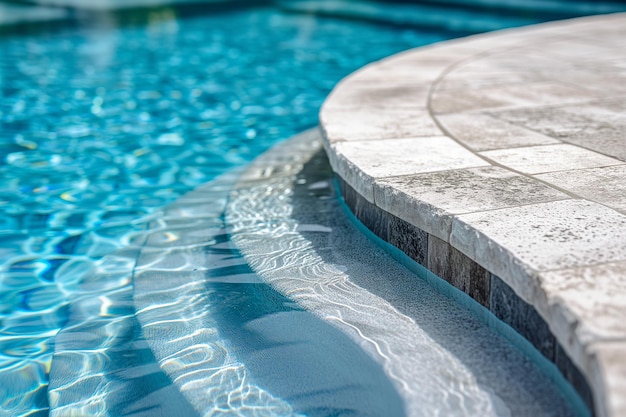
[320,13,626,417]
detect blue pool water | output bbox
[0,6,450,415]
[0,1,622,415]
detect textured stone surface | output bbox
[228,130,580,417]
[480,144,623,175]
[555,343,595,412]
[452,200,626,283]
[536,165,626,213]
[388,215,428,266]
[334,137,487,179]
[324,82,429,109]
[590,342,626,417]
[490,275,556,361]
[431,81,600,114]
[320,108,441,141]
[490,99,626,162]
[437,113,560,151]
[319,13,626,417]
[428,236,491,308]
[375,166,567,229]
[538,262,626,348]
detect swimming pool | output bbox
[0,1,622,415]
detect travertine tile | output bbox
[431,81,601,114]
[480,144,623,174]
[320,108,441,142]
[374,166,567,240]
[451,200,626,301]
[536,165,626,212]
[538,262,626,356]
[335,137,488,179]
[437,113,560,151]
[589,341,626,417]
[324,82,429,109]
[490,99,626,161]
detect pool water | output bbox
[1,7,452,415]
[0,1,618,416]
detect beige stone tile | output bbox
[480,144,623,175]
[320,108,441,142]
[538,262,626,350]
[536,165,626,213]
[431,81,601,114]
[437,113,559,151]
[324,82,429,110]
[489,100,626,161]
[589,341,626,417]
[374,166,567,241]
[334,136,488,179]
[451,200,626,302]
[436,71,539,91]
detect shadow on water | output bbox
[280,148,582,417]
[205,276,406,417]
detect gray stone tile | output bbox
[490,274,556,361]
[374,166,568,240]
[337,174,387,241]
[480,144,623,175]
[320,108,441,142]
[428,235,491,308]
[536,165,626,213]
[555,343,595,412]
[490,99,626,161]
[436,113,560,151]
[451,200,626,302]
[388,216,428,266]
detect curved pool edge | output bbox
[225,128,586,417]
[319,13,626,417]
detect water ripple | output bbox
[226,129,580,417]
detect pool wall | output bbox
[320,13,626,417]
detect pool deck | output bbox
[320,12,626,417]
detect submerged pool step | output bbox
[131,171,307,416]
[47,246,198,417]
[225,129,587,417]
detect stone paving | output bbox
[320,13,626,417]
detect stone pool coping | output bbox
[319,12,626,417]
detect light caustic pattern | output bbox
[226,130,582,417]
[0,7,446,415]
